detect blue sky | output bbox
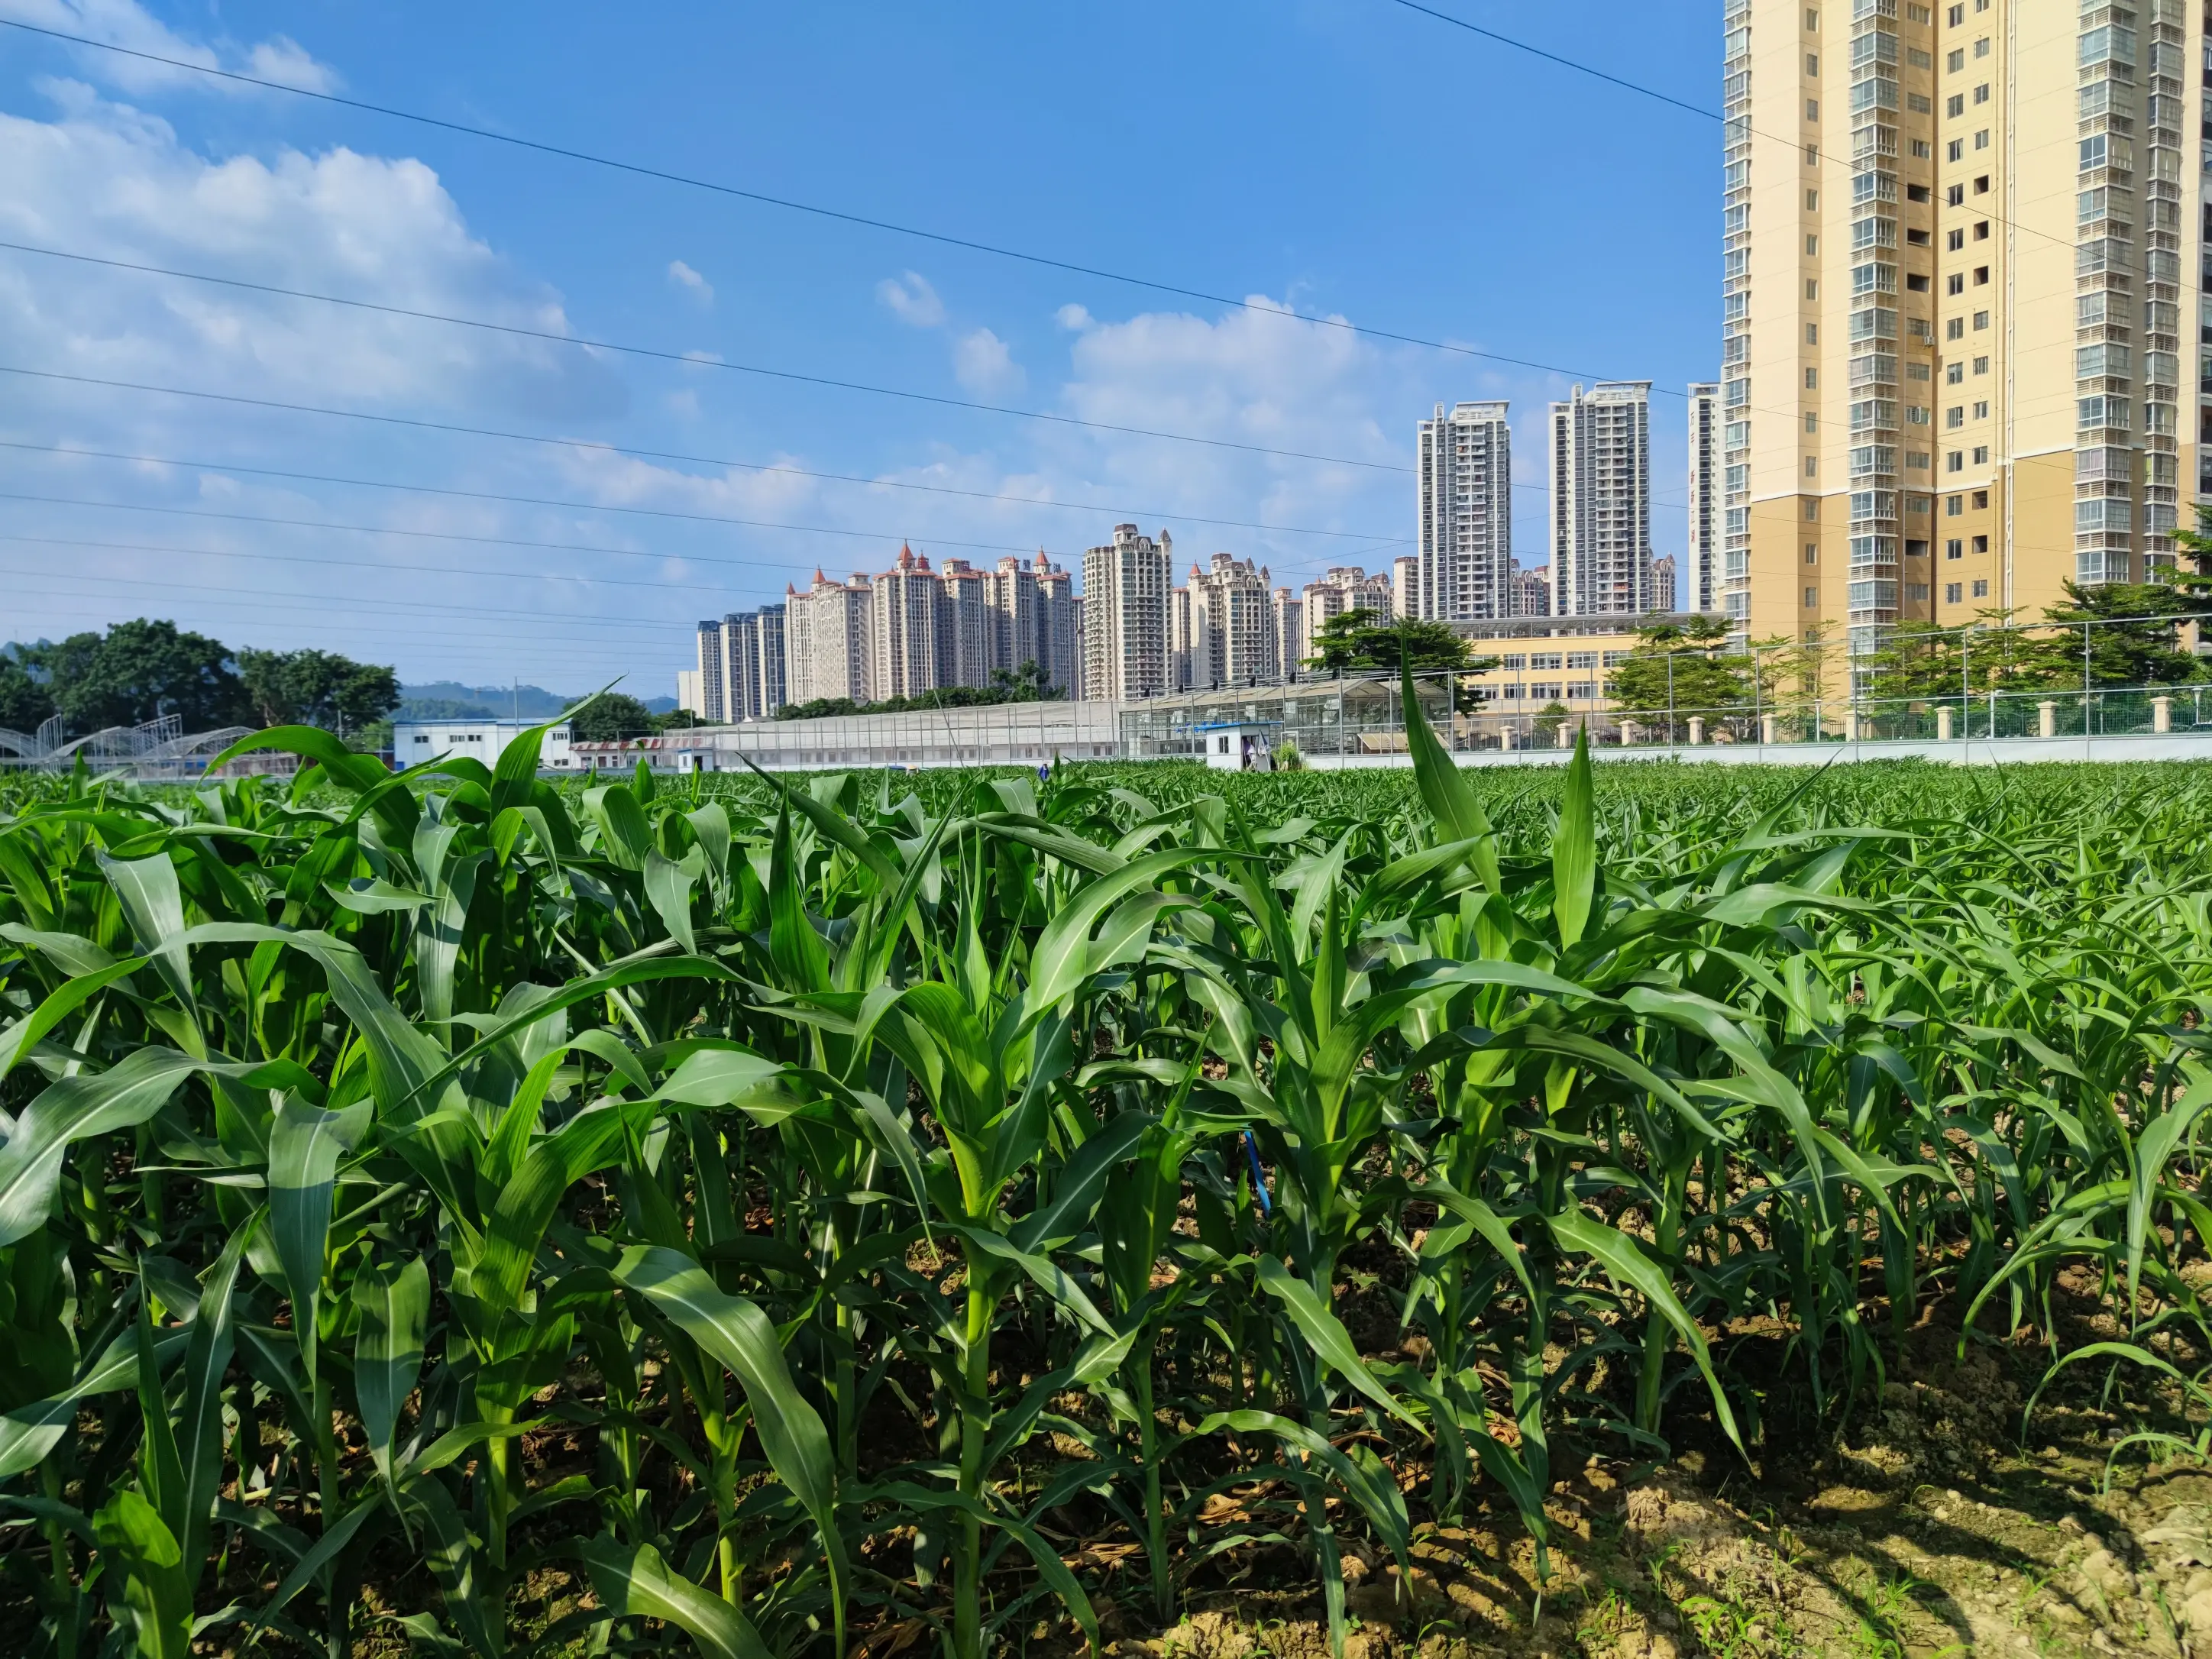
[0,0,1718,697]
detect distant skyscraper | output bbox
[716,608,788,721]
[1392,555,1418,619]
[1082,525,1171,701]
[1415,402,1513,620]
[1649,555,1678,615]
[1509,563,1551,619]
[1686,382,1720,615]
[1272,588,1302,680]
[1551,382,1653,617]
[1034,552,1079,697]
[1300,566,1394,664]
[694,620,726,723]
[1169,579,1199,690]
[872,545,942,701]
[787,570,873,705]
[937,558,994,689]
[1188,552,1277,685]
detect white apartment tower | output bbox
[786,571,874,706]
[1185,553,1279,686]
[1082,524,1172,701]
[1550,382,1654,617]
[1415,401,1515,619]
[1686,382,1722,615]
[1034,553,1079,697]
[872,545,943,701]
[694,620,727,723]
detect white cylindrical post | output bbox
[2038,700,2057,739]
[2154,695,2173,734]
[1621,719,1638,746]
[1937,707,1954,742]
[1761,713,1777,745]
[1688,716,1706,746]
[1845,710,1859,743]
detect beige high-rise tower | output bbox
[1724,0,2201,674]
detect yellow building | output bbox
[1725,0,2200,676]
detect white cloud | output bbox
[0,84,620,418]
[0,0,339,95]
[952,327,1022,395]
[875,270,945,328]
[1054,302,1093,332]
[666,259,712,305]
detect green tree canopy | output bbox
[22,619,250,733]
[1605,616,1754,718]
[0,652,53,733]
[566,692,661,742]
[1303,609,1494,674]
[238,648,399,736]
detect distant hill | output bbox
[398,682,675,720]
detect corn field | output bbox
[2,678,2210,1659]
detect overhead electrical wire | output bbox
[0,240,1411,476]
[0,372,1406,538]
[0,15,1640,391]
[0,363,1686,509]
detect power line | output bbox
[0,461,1415,584]
[0,15,1639,392]
[1378,0,1715,121]
[0,361,1684,509]
[0,239,1412,475]
[0,365,1402,540]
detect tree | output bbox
[1304,609,1489,674]
[237,648,399,737]
[566,692,659,742]
[1605,616,1753,721]
[988,659,1061,703]
[24,619,249,734]
[2027,577,2212,690]
[0,652,52,733]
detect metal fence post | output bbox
[2083,618,2092,736]
[1667,650,1676,745]
[1755,643,1766,745]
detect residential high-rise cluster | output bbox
[1720,0,2205,666]
[691,546,1079,720]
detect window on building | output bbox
[1806,456,1819,477]
[1907,184,1930,203]
[1947,3,1962,22]
[1972,445,1990,464]
[1911,139,1932,158]
[1946,138,1965,163]
[1947,273,1966,295]
[1974,34,1989,56]
[1806,367,1819,389]
[1804,500,1819,522]
[1947,538,1965,558]
[1945,495,1964,516]
[1973,83,1988,105]
[1806,52,1819,75]
[1946,184,1965,207]
[1946,582,1963,603]
[1972,489,1989,508]
[1973,310,1990,329]
[1806,410,1819,432]
[1972,578,1990,597]
[1946,362,1965,384]
[1974,176,1989,193]
[1974,266,1990,285]
[1806,322,1819,344]
[1806,543,1820,563]
[1907,273,1931,292]
[1946,48,1964,71]
[1973,355,1989,374]
[1947,451,1964,472]
[1946,318,1965,340]
[1974,129,1989,150]
[1972,534,1990,554]
[1946,94,1965,118]
[1972,400,1989,419]
[1946,228,1965,251]
[1806,99,1819,121]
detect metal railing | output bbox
[1117,611,2212,759]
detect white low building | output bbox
[392,719,577,771]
